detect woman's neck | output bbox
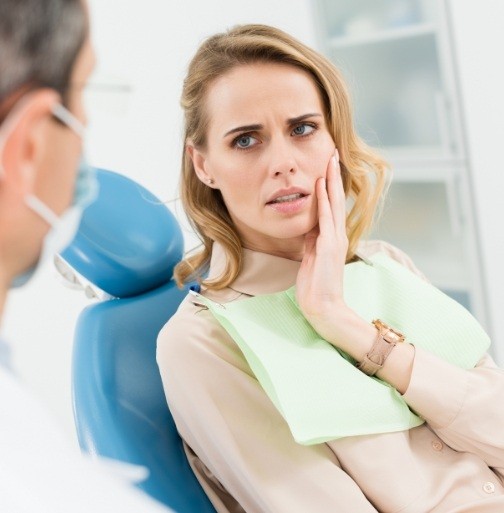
[241,237,305,262]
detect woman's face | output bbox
[190,62,336,258]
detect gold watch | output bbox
[357,319,405,376]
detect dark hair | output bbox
[0,0,87,122]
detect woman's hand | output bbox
[295,148,350,342]
[295,149,415,391]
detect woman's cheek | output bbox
[307,138,334,169]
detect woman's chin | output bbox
[285,216,317,236]
[267,220,318,242]
[236,213,318,249]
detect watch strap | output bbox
[357,320,404,376]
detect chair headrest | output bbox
[59,168,184,298]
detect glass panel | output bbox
[321,0,435,38]
[330,33,442,148]
[370,182,467,291]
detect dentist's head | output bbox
[0,0,97,313]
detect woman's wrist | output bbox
[310,304,376,360]
[310,305,415,394]
[375,343,415,395]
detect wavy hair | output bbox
[175,24,389,290]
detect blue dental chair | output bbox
[57,169,216,512]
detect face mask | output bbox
[0,99,98,288]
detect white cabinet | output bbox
[312,0,498,357]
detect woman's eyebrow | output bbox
[224,124,263,138]
[287,112,322,124]
[223,113,323,138]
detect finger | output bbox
[327,150,344,210]
[316,176,335,238]
[304,225,319,256]
[327,149,347,235]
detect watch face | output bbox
[387,332,402,343]
[373,319,405,343]
[372,319,389,333]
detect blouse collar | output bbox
[207,242,302,297]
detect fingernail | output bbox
[331,156,337,167]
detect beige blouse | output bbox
[157,240,504,513]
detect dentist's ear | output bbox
[0,89,60,196]
[186,143,216,188]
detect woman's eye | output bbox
[234,134,258,149]
[292,123,316,136]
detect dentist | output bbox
[0,0,172,511]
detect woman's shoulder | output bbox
[158,294,220,354]
[158,286,246,345]
[156,292,252,376]
[357,239,429,281]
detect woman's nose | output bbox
[267,139,297,178]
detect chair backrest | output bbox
[59,169,216,512]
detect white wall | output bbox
[3,0,317,438]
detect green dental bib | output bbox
[194,253,490,445]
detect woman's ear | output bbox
[186,143,216,188]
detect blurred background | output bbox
[3,0,504,441]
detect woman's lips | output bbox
[266,194,310,214]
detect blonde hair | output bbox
[175,24,389,290]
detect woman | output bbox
[157,24,504,512]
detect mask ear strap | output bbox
[52,103,85,138]
[25,194,59,226]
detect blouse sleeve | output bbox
[365,240,504,473]
[156,298,378,513]
[403,348,504,474]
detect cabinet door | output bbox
[313,0,490,337]
[314,0,443,153]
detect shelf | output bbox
[383,152,466,183]
[328,22,436,49]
